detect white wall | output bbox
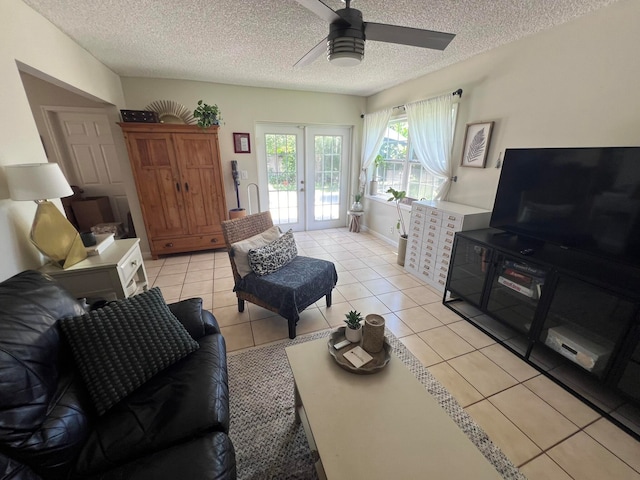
[365,0,640,244]
[120,78,365,250]
[0,0,127,281]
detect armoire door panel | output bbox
[175,134,220,167]
[134,135,174,167]
[182,168,225,234]
[174,133,225,235]
[126,134,187,238]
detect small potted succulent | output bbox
[193,100,222,128]
[344,310,363,342]
[351,192,363,212]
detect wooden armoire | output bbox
[119,123,228,258]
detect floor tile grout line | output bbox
[519,451,578,480]
[581,422,640,475]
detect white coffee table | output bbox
[286,337,503,480]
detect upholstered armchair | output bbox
[221,212,337,338]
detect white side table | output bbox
[39,238,148,301]
[347,210,364,233]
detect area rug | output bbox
[227,329,526,480]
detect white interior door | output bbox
[49,110,128,224]
[256,124,351,231]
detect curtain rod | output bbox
[360,88,463,118]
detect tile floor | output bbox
[145,227,640,480]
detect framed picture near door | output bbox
[461,121,494,168]
[233,132,251,153]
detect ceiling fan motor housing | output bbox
[327,7,365,65]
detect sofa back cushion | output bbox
[0,270,89,478]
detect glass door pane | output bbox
[446,236,491,307]
[257,124,304,231]
[538,276,635,378]
[486,255,548,335]
[266,133,298,225]
[306,127,350,230]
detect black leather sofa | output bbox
[0,270,236,480]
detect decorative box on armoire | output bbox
[119,123,228,258]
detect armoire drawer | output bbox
[152,234,224,254]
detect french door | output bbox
[256,124,351,231]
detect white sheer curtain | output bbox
[405,94,455,200]
[359,107,392,193]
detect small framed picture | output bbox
[233,132,251,154]
[460,122,494,168]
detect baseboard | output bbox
[360,226,397,247]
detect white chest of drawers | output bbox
[39,238,148,301]
[405,201,491,292]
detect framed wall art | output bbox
[460,121,494,168]
[233,132,251,154]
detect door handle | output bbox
[176,182,180,191]
[185,182,189,192]
[300,188,305,192]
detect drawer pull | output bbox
[211,238,218,243]
[165,242,174,248]
[130,260,138,267]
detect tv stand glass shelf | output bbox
[444,228,640,440]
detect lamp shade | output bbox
[5,163,73,201]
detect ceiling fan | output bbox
[294,0,456,67]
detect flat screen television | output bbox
[490,147,640,267]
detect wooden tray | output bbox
[327,327,391,375]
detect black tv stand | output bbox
[444,228,640,440]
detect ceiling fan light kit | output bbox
[327,37,365,66]
[295,0,455,68]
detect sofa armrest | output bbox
[167,298,221,339]
[202,309,221,335]
[167,298,205,339]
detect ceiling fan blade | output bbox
[364,22,455,51]
[294,36,328,68]
[295,0,342,23]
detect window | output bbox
[371,107,457,201]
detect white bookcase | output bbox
[405,200,491,292]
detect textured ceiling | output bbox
[23,0,618,96]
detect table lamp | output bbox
[5,162,87,268]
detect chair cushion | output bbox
[248,229,297,276]
[230,225,280,277]
[75,334,229,475]
[59,288,199,415]
[238,256,337,322]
